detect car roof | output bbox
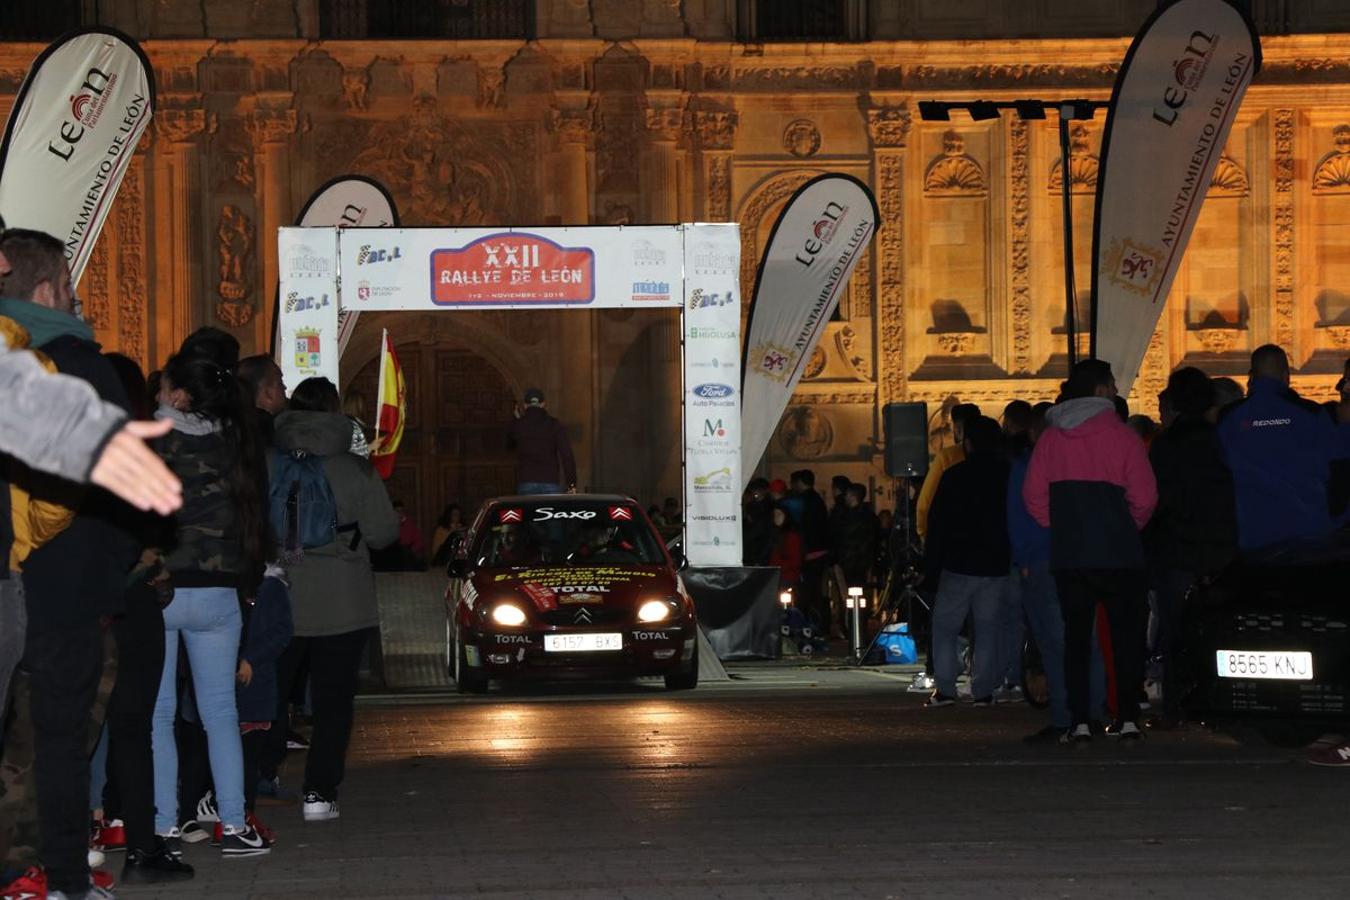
[486,494,639,505]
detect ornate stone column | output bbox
[151,106,209,365]
[1272,108,1296,353]
[867,105,912,407]
[644,94,687,498]
[553,101,596,487]
[248,108,298,352]
[694,109,738,221]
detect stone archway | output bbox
[341,311,531,547]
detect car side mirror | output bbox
[669,548,687,570]
[446,557,468,579]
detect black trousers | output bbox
[302,629,372,800]
[1056,569,1148,727]
[104,587,166,853]
[1154,569,1195,721]
[25,620,102,894]
[258,637,309,783]
[241,729,268,812]
[800,558,830,633]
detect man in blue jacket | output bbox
[1218,345,1341,552]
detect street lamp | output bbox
[847,586,865,660]
[918,98,1111,372]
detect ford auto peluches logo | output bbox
[693,383,734,399]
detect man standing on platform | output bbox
[508,388,577,495]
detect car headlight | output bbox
[638,599,673,623]
[491,604,527,627]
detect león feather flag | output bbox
[370,329,405,480]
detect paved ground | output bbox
[113,664,1349,900]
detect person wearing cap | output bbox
[507,388,577,495]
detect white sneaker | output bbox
[302,791,340,822]
[906,672,935,693]
[196,790,219,824]
[1118,721,1143,741]
[1060,723,1092,744]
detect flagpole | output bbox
[373,328,388,452]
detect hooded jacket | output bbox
[272,410,399,637]
[1023,397,1157,572]
[1,300,139,630]
[1217,377,1343,551]
[0,316,75,573]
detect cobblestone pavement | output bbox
[115,668,1348,899]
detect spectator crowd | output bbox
[744,346,1350,755]
[0,221,399,899]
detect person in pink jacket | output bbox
[1023,359,1157,743]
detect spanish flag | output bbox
[370,329,405,480]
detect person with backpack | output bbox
[150,352,273,858]
[271,377,398,823]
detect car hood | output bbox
[471,565,680,614]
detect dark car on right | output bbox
[1182,555,1350,743]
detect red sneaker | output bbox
[211,821,224,847]
[1,865,46,900]
[247,811,276,845]
[91,817,127,852]
[1308,741,1350,767]
[92,868,116,890]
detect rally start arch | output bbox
[276,224,742,567]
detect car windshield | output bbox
[474,503,665,568]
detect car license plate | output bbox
[544,633,622,653]
[1216,649,1313,681]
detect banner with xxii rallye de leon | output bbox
[0,28,154,286]
[740,174,879,485]
[1091,0,1260,394]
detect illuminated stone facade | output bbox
[4,1,1350,527]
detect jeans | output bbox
[152,587,246,831]
[998,572,1026,688]
[932,571,1011,700]
[0,576,26,744]
[1019,563,1070,728]
[301,628,373,799]
[517,482,563,495]
[1057,569,1148,727]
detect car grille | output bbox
[540,607,629,627]
[1231,612,1350,635]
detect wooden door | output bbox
[346,344,516,545]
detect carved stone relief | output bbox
[778,406,835,460]
[216,204,254,325]
[347,96,514,226]
[85,241,111,332]
[342,69,370,111]
[115,154,147,364]
[211,118,255,192]
[1047,124,1098,194]
[924,131,986,195]
[867,106,912,149]
[783,119,821,158]
[694,110,737,151]
[1313,124,1350,192]
[1009,119,1032,374]
[1210,153,1250,196]
[1274,109,1296,351]
[737,171,818,299]
[803,347,827,380]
